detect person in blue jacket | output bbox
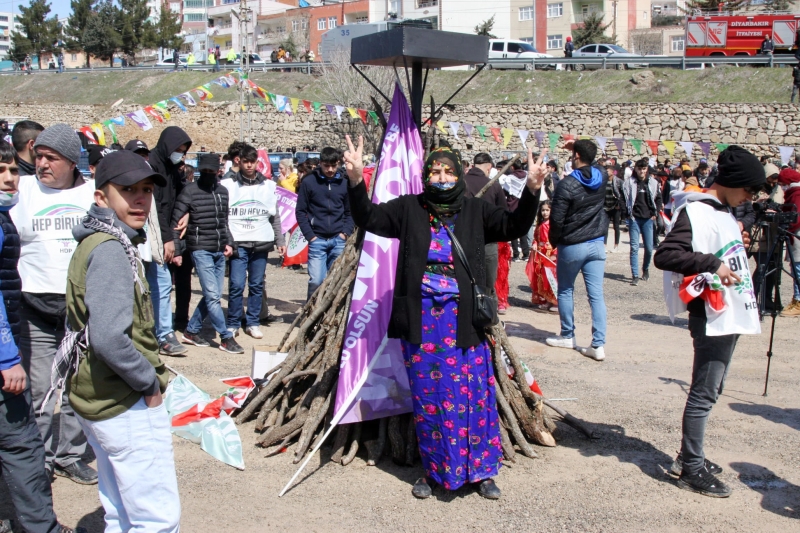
[0,139,70,533]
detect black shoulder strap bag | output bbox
[443,224,499,330]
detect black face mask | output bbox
[198,170,216,186]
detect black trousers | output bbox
[604,208,621,246]
[171,250,194,328]
[681,317,738,475]
[0,387,59,533]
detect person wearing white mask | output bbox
[148,127,192,353]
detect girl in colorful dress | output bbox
[527,201,559,313]
[343,136,546,500]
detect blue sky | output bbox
[1,0,75,20]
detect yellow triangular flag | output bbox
[90,123,106,146]
[663,140,677,156]
[437,120,447,134]
[502,128,514,148]
[290,98,299,114]
[347,107,358,118]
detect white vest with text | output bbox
[221,177,277,243]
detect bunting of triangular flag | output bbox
[179,92,196,106]
[594,136,607,152]
[663,140,677,156]
[548,133,559,152]
[517,129,529,148]
[779,146,795,165]
[126,110,153,131]
[449,122,460,140]
[646,140,660,155]
[102,120,118,144]
[335,105,345,121]
[490,127,502,143]
[697,142,711,156]
[630,139,644,155]
[501,128,514,148]
[463,123,474,139]
[715,143,729,153]
[679,141,694,156]
[475,125,487,140]
[612,138,624,154]
[534,131,546,148]
[90,123,105,146]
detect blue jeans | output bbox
[227,247,268,330]
[145,261,174,342]
[793,260,800,300]
[628,216,654,278]
[187,250,231,339]
[307,236,346,299]
[556,240,607,348]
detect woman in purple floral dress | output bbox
[344,136,547,500]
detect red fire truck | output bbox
[685,12,800,56]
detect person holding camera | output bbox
[751,163,784,313]
[654,146,764,498]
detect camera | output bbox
[753,201,798,227]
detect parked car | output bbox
[156,56,188,68]
[572,44,647,70]
[487,39,559,70]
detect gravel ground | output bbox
[2,229,799,532]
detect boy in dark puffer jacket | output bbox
[171,153,243,354]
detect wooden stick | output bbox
[388,415,405,465]
[330,424,350,464]
[475,155,520,199]
[366,417,388,466]
[341,423,362,466]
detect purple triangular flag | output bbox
[534,131,545,148]
[463,123,474,139]
[612,138,624,154]
[697,142,711,156]
[325,104,335,115]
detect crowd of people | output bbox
[0,115,797,530]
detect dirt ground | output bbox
[2,229,799,532]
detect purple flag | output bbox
[612,138,624,154]
[697,142,711,156]
[534,130,546,148]
[333,84,424,423]
[275,187,298,234]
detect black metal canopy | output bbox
[350,27,488,130]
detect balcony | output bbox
[417,0,438,7]
[573,11,605,24]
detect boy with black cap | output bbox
[61,150,180,531]
[124,139,150,162]
[655,145,764,498]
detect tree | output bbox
[762,0,795,10]
[117,0,150,59]
[64,0,96,67]
[630,32,663,56]
[144,1,183,52]
[11,0,61,68]
[572,13,613,48]
[681,0,749,14]
[82,0,120,64]
[279,33,300,59]
[474,15,497,39]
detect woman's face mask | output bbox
[429,181,457,191]
[170,151,185,165]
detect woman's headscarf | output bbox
[778,168,800,186]
[422,147,466,224]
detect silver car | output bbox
[572,44,647,71]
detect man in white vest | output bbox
[10,123,98,484]
[221,144,285,339]
[655,146,765,498]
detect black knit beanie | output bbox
[715,145,766,189]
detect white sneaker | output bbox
[546,336,576,349]
[579,346,605,361]
[246,326,263,339]
[227,327,240,338]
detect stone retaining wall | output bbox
[2,101,797,162]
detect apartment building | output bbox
[0,11,22,61]
[368,1,513,40]
[207,0,294,57]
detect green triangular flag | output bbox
[255,99,264,110]
[367,110,379,125]
[103,120,118,144]
[548,133,560,152]
[312,101,322,112]
[630,139,644,155]
[715,143,729,153]
[475,125,487,140]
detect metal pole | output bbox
[411,61,423,130]
[532,1,536,50]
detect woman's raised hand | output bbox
[344,134,364,185]
[526,146,548,193]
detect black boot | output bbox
[478,479,501,500]
[412,477,432,499]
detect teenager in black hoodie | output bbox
[149,126,191,353]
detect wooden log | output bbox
[257,410,309,447]
[264,428,302,458]
[341,423,362,466]
[330,424,350,463]
[281,369,320,385]
[388,415,405,465]
[489,341,538,458]
[498,420,516,463]
[365,417,388,466]
[255,393,283,431]
[236,344,302,424]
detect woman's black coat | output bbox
[348,179,539,348]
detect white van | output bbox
[487,39,559,70]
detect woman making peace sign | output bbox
[344,136,548,500]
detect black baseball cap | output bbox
[197,153,220,171]
[124,139,150,154]
[95,150,166,189]
[88,145,117,167]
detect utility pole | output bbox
[233,0,252,142]
[532,1,536,50]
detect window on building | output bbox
[417,0,438,7]
[317,18,326,30]
[355,15,368,23]
[547,3,563,17]
[671,35,685,52]
[292,19,300,31]
[301,18,308,29]
[185,13,205,21]
[547,34,562,49]
[328,16,337,29]
[221,0,239,4]
[184,0,205,8]
[71,53,77,61]
[519,6,533,21]
[0,16,8,22]
[225,40,232,48]
[388,0,399,15]
[170,2,180,12]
